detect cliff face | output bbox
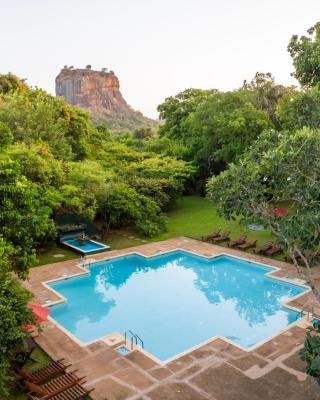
[55,67,156,131]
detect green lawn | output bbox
[107,196,274,251]
[36,196,277,266]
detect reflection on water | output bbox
[49,251,307,361]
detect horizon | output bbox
[1,0,320,119]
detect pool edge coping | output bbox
[41,246,312,366]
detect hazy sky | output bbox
[1,1,319,118]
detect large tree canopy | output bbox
[288,22,320,87]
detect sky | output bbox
[1,0,319,118]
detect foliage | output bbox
[288,22,320,87]
[300,324,320,383]
[277,85,320,130]
[0,89,93,160]
[0,159,56,277]
[0,238,34,397]
[184,91,272,176]
[96,182,167,237]
[0,73,27,95]
[158,88,216,139]
[207,128,320,301]
[157,89,272,187]
[242,72,295,129]
[0,122,13,149]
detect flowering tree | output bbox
[207,128,320,301]
[207,127,320,381]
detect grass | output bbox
[36,246,78,267]
[36,195,278,266]
[107,196,275,252]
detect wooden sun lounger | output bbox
[254,240,273,254]
[265,245,282,255]
[211,230,230,243]
[229,234,247,247]
[201,229,220,241]
[27,383,93,400]
[237,239,257,250]
[25,371,85,399]
[15,359,71,384]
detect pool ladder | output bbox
[124,330,144,350]
[296,305,314,320]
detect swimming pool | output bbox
[47,250,308,363]
[62,238,110,255]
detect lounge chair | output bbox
[265,245,283,255]
[201,229,220,241]
[24,371,84,397]
[26,381,93,400]
[254,241,274,254]
[15,359,71,384]
[229,234,247,248]
[211,230,230,243]
[237,239,257,250]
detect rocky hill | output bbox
[55,66,157,132]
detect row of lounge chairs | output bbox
[201,229,283,255]
[14,338,94,400]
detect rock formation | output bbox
[55,66,156,131]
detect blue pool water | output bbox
[48,251,307,362]
[63,239,107,252]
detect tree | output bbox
[207,128,320,383]
[0,238,34,396]
[158,88,216,140]
[288,22,320,87]
[242,72,295,129]
[277,85,320,130]
[207,128,320,302]
[0,73,27,95]
[0,159,56,277]
[184,91,272,176]
[0,89,93,160]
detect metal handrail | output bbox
[296,305,314,320]
[135,334,144,349]
[124,330,144,350]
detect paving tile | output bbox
[254,341,278,358]
[228,354,268,370]
[92,377,136,400]
[191,364,289,400]
[147,383,209,400]
[148,367,172,380]
[176,365,202,379]
[167,354,194,372]
[190,344,217,359]
[126,350,157,370]
[282,351,307,372]
[114,367,155,390]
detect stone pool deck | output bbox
[23,237,320,400]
